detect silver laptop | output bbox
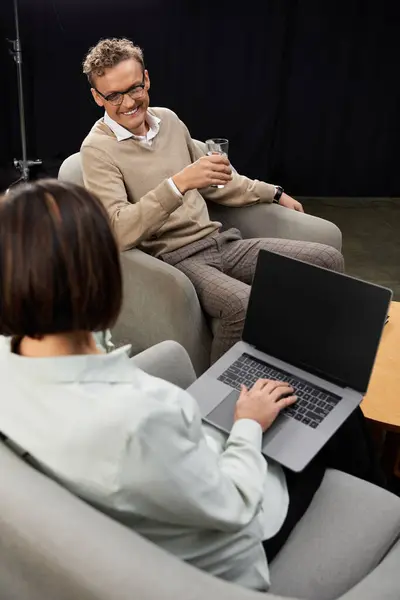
[188,250,392,472]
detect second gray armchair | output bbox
[58,148,342,375]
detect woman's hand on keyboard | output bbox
[234,379,297,432]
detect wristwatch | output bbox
[273,185,284,204]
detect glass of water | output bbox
[205,138,229,188]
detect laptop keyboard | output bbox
[218,353,341,429]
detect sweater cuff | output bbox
[167,177,183,199]
[155,179,184,215]
[229,419,263,450]
[255,181,276,204]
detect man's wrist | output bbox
[172,173,188,195]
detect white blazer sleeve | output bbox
[119,386,267,533]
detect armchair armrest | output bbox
[208,203,342,251]
[339,540,400,600]
[111,249,212,375]
[131,340,197,389]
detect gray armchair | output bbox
[1,341,400,600]
[59,149,342,375]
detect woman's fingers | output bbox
[263,380,293,394]
[252,378,271,391]
[269,385,294,402]
[276,394,298,410]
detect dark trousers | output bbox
[263,407,385,562]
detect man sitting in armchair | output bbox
[81,37,344,362]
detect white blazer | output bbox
[0,337,288,591]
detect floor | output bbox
[302,197,400,300]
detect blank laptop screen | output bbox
[242,250,392,393]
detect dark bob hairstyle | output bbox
[0,179,122,337]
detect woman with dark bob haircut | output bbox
[0,180,384,592]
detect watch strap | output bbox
[273,185,284,204]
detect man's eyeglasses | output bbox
[95,72,146,106]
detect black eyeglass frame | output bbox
[94,70,146,106]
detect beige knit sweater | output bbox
[81,107,275,255]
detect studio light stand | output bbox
[7,0,41,188]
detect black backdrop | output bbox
[1,0,399,196]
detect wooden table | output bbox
[361,301,400,476]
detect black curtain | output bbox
[1,0,399,196]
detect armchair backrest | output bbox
[58,152,84,186]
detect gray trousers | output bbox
[163,229,345,363]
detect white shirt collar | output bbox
[0,337,134,384]
[104,110,161,143]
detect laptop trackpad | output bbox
[205,390,288,439]
[205,390,240,431]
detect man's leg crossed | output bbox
[176,257,250,363]
[221,237,344,285]
[170,234,344,363]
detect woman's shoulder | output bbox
[116,365,202,440]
